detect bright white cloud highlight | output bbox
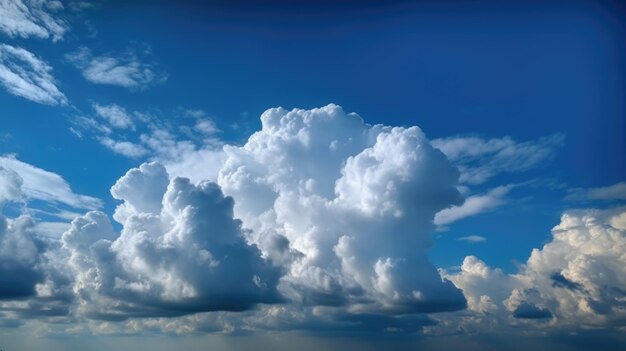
[0,44,67,105]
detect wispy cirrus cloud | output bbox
[457,235,486,243]
[0,44,67,105]
[0,154,101,210]
[66,47,166,89]
[69,103,225,179]
[566,181,626,202]
[434,185,512,226]
[433,133,564,185]
[0,0,68,41]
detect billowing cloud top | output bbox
[218,104,465,314]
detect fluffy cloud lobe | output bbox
[63,162,280,320]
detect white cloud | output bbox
[218,104,465,315]
[0,0,68,41]
[98,137,149,159]
[68,1,96,13]
[566,181,626,202]
[66,47,166,89]
[457,235,486,243]
[432,134,564,185]
[445,256,513,314]
[0,44,67,105]
[63,162,281,319]
[443,206,626,331]
[70,116,112,135]
[194,119,219,135]
[93,103,135,129]
[0,155,101,210]
[434,185,512,226]
[184,109,206,118]
[160,147,226,184]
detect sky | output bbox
[0,0,625,350]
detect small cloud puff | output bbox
[66,47,166,90]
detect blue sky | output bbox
[0,0,625,350]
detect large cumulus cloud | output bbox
[63,162,281,320]
[218,104,466,315]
